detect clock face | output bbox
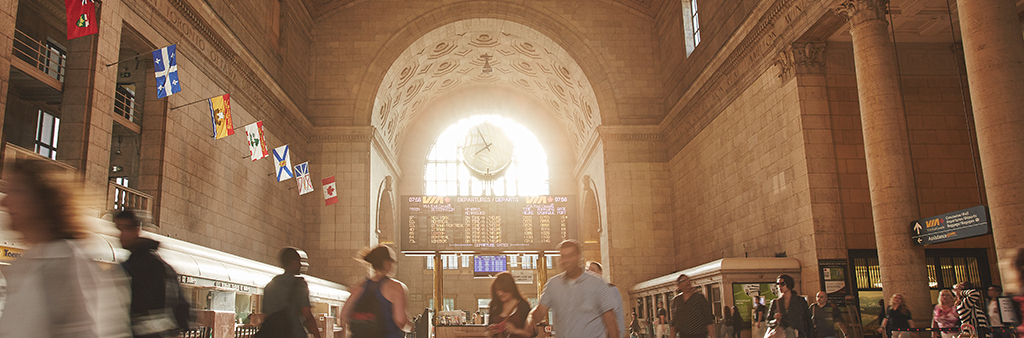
[461,122,514,176]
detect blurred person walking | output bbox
[588,261,627,338]
[723,306,737,338]
[256,247,322,338]
[932,290,959,338]
[767,274,810,338]
[486,272,531,338]
[878,294,914,338]
[730,306,744,338]
[670,274,716,338]
[0,160,131,338]
[115,209,190,337]
[986,286,1011,338]
[754,296,769,338]
[341,245,410,338]
[526,240,620,338]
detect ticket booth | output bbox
[629,258,801,338]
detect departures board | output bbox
[401,196,577,253]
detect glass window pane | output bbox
[51,116,60,145]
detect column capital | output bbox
[774,43,827,81]
[835,0,890,25]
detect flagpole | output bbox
[170,93,227,110]
[104,44,174,67]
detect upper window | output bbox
[691,0,701,47]
[35,110,59,160]
[424,115,549,197]
[682,0,701,56]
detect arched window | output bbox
[424,115,549,196]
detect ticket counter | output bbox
[629,258,801,338]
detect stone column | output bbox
[57,0,122,211]
[0,0,19,154]
[955,0,1024,287]
[836,0,931,317]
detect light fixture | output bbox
[111,165,123,173]
[480,54,493,74]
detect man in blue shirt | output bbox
[527,240,620,338]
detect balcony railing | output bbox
[108,181,153,215]
[114,89,143,125]
[1,143,76,181]
[12,28,65,83]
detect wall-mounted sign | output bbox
[401,196,577,252]
[511,270,533,285]
[818,259,849,307]
[0,247,23,263]
[177,275,255,293]
[911,205,990,245]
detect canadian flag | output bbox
[322,176,338,206]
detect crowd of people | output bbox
[0,159,1023,338]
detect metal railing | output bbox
[114,88,143,124]
[12,28,66,83]
[235,325,258,338]
[181,327,212,338]
[108,180,153,215]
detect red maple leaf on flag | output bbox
[327,185,335,196]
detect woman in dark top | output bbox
[878,294,914,338]
[487,272,532,338]
[723,306,737,338]
[767,274,811,338]
[730,306,744,338]
[340,245,410,338]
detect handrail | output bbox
[1,143,77,180]
[12,28,66,83]
[114,88,143,124]
[107,181,153,215]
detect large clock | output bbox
[460,122,514,177]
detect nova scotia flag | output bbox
[152,44,182,99]
[273,145,293,182]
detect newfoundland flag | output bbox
[66,0,99,40]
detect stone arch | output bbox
[352,1,619,155]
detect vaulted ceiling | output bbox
[371,19,602,156]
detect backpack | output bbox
[350,279,387,337]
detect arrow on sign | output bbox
[913,222,922,234]
[917,238,923,244]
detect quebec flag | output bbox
[152,44,182,99]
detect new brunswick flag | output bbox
[245,121,269,161]
[209,94,234,139]
[66,0,99,40]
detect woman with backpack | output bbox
[341,245,410,338]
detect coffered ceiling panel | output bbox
[372,20,602,156]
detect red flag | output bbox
[67,0,99,40]
[322,176,338,206]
